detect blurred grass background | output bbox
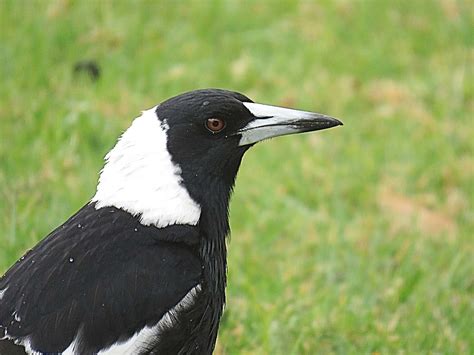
[0,0,473,353]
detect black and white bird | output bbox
[0,89,342,354]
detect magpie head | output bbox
[92,88,342,228]
[158,89,342,200]
[156,89,255,199]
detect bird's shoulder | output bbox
[0,203,203,354]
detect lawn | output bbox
[0,0,472,354]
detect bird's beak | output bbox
[237,102,343,146]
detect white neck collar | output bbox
[92,107,201,227]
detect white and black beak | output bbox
[237,102,343,146]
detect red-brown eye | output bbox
[205,118,226,133]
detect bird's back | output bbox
[0,203,207,354]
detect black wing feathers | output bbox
[0,204,201,354]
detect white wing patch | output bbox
[153,283,202,332]
[92,106,201,228]
[18,338,42,355]
[96,284,202,355]
[3,285,201,355]
[0,336,42,355]
[0,287,7,300]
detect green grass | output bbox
[1,0,473,353]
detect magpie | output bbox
[0,89,342,355]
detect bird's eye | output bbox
[205,118,226,133]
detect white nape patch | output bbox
[92,106,201,228]
[97,284,202,355]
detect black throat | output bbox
[179,149,248,353]
[159,95,251,352]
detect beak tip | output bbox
[327,117,343,127]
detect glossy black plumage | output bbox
[0,89,342,354]
[0,203,210,353]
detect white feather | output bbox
[9,285,201,354]
[19,339,42,355]
[96,284,202,355]
[0,336,42,355]
[92,106,201,228]
[0,287,7,300]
